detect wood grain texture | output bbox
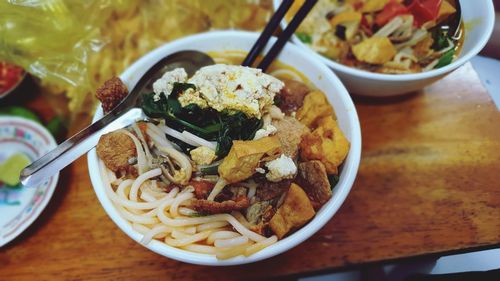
[1,63,499,281]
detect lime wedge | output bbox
[0,153,31,186]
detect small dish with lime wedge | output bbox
[0,116,58,247]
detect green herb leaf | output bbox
[431,26,450,51]
[170,82,196,98]
[200,165,219,175]
[434,48,455,69]
[296,32,312,44]
[328,174,339,189]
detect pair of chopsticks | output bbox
[241,0,318,72]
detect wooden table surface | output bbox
[1,63,499,280]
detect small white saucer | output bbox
[0,116,59,247]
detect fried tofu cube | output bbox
[437,1,457,23]
[218,136,281,183]
[269,183,315,239]
[296,90,334,129]
[352,36,396,65]
[300,116,350,175]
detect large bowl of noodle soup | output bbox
[87,30,361,265]
[274,0,495,96]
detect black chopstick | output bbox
[241,0,294,67]
[258,0,318,72]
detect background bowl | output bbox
[274,0,496,96]
[87,30,361,265]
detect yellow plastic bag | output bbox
[0,0,272,125]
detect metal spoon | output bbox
[20,50,215,187]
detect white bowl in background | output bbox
[273,0,495,96]
[87,30,361,265]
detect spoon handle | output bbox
[20,107,145,187]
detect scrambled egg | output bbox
[151,64,284,118]
[179,64,284,118]
[265,154,297,182]
[190,146,217,165]
[152,68,188,101]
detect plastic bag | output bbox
[0,0,271,125]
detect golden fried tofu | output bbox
[352,36,396,65]
[269,183,315,239]
[218,136,281,183]
[437,1,457,23]
[300,116,350,175]
[296,90,334,129]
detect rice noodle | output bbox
[119,129,148,175]
[98,121,278,258]
[196,221,229,232]
[395,29,428,50]
[132,123,153,168]
[214,236,248,248]
[423,58,440,71]
[159,124,199,147]
[207,231,241,244]
[141,225,173,244]
[129,168,162,201]
[269,69,304,82]
[374,16,404,37]
[181,130,217,150]
[147,126,173,149]
[157,145,192,185]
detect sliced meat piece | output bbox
[295,161,332,210]
[96,131,136,173]
[190,180,215,199]
[247,202,276,237]
[96,77,128,113]
[278,78,310,114]
[273,116,309,159]
[269,183,315,239]
[256,179,291,201]
[246,201,271,225]
[191,196,250,214]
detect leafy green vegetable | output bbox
[141,86,263,157]
[46,116,66,138]
[296,32,312,44]
[170,82,196,98]
[0,106,41,123]
[328,174,339,189]
[200,165,219,175]
[188,212,207,217]
[435,48,455,69]
[431,27,450,51]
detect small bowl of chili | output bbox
[0,62,26,99]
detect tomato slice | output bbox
[0,62,24,95]
[407,0,443,27]
[375,1,410,27]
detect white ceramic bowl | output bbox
[87,30,361,265]
[274,0,495,96]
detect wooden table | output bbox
[1,63,499,280]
